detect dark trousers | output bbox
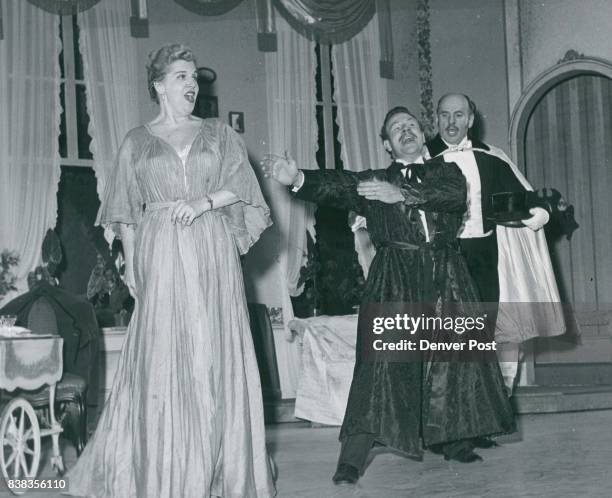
[459,233,499,327]
[338,434,478,470]
[337,434,376,472]
[338,236,500,471]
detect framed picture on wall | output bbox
[229,111,245,133]
[193,95,218,119]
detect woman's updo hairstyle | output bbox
[146,43,197,103]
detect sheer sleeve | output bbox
[95,131,144,236]
[216,122,272,254]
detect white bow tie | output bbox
[447,139,472,152]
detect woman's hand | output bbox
[357,179,404,204]
[170,199,209,225]
[261,152,300,186]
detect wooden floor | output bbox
[2,409,611,497]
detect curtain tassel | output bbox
[130,0,148,38]
[376,0,394,79]
[256,0,277,52]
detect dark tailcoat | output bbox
[293,157,515,458]
[427,135,527,233]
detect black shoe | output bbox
[472,437,498,449]
[332,463,359,485]
[445,447,483,463]
[428,443,444,455]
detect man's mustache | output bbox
[400,131,417,142]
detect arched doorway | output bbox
[510,58,612,385]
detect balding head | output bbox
[436,93,475,145]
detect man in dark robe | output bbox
[427,93,565,390]
[262,107,515,485]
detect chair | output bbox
[18,296,89,455]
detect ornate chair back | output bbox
[27,296,59,336]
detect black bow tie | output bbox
[396,162,421,180]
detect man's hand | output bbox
[261,152,300,186]
[522,207,549,231]
[357,179,404,204]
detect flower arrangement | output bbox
[0,250,20,300]
[27,229,62,289]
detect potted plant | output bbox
[0,250,19,301]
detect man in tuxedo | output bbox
[262,107,515,485]
[427,93,565,389]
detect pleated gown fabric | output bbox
[66,119,275,498]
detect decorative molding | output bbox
[558,49,586,64]
[416,0,434,137]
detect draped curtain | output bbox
[331,16,387,277]
[264,15,317,326]
[78,0,141,202]
[0,1,61,306]
[332,15,388,172]
[174,0,244,16]
[273,0,375,44]
[524,73,612,311]
[26,0,101,15]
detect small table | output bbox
[0,334,64,492]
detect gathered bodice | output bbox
[132,121,225,204]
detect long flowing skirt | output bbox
[66,211,276,498]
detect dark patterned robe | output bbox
[294,157,515,458]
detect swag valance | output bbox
[25,0,101,15]
[173,0,245,16]
[23,0,149,39]
[22,0,392,77]
[273,0,375,45]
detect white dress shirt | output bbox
[441,138,491,238]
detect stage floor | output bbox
[2,410,610,497]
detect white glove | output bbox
[350,215,368,232]
[522,207,549,231]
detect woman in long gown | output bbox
[66,44,276,498]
